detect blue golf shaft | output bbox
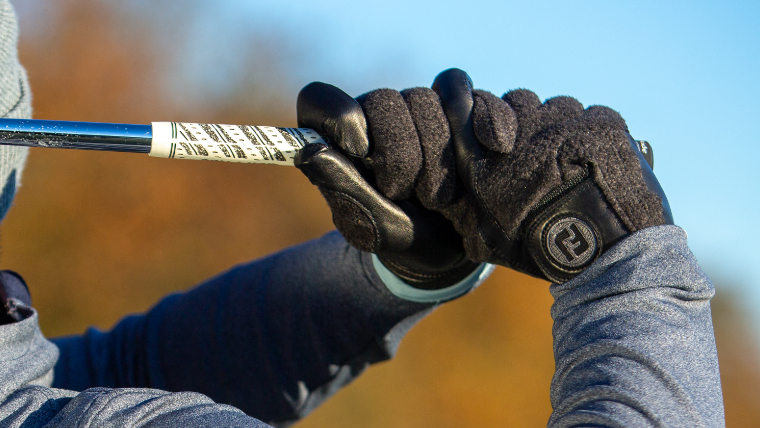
[0,118,153,153]
[0,118,325,165]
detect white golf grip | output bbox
[149,122,326,165]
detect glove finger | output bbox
[355,89,422,201]
[472,89,517,153]
[502,88,541,143]
[538,96,585,128]
[502,90,585,144]
[502,88,542,112]
[431,68,484,189]
[556,104,628,181]
[295,143,414,253]
[297,82,370,158]
[581,105,628,131]
[400,87,461,211]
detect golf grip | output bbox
[150,122,326,165]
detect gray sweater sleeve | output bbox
[0,0,32,222]
[548,225,724,427]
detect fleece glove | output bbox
[430,69,673,282]
[296,69,672,284]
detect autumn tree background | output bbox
[3,1,759,426]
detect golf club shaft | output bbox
[0,118,325,165]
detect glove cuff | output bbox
[377,253,481,290]
[373,255,494,303]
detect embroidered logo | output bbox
[545,216,598,269]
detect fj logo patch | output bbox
[545,216,598,269]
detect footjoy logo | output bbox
[545,217,598,269]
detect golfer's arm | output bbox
[548,225,724,427]
[51,231,441,425]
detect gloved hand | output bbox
[294,82,480,290]
[428,68,673,283]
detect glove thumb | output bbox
[295,143,415,253]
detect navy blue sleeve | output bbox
[51,231,434,426]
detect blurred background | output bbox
[5,0,760,426]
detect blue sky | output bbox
[203,0,760,325]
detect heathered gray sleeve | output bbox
[548,225,724,427]
[0,384,274,428]
[0,0,30,119]
[0,0,31,222]
[26,387,272,428]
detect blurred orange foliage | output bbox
[2,1,759,427]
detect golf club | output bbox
[0,118,326,165]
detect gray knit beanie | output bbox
[0,0,30,222]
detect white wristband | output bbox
[371,254,495,303]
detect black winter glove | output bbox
[428,69,673,283]
[294,82,479,290]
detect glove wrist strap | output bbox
[524,178,630,283]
